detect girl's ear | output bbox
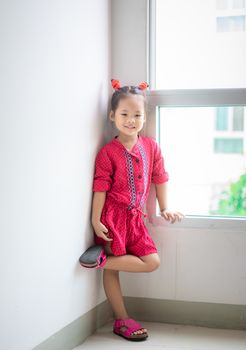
[109,111,114,121]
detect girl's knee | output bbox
[149,255,160,272]
[141,254,160,272]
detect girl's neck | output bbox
[117,134,139,151]
[117,134,138,144]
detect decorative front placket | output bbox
[138,143,148,208]
[124,150,137,210]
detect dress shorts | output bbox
[94,200,158,257]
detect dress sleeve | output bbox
[151,140,169,184]
[93,147,113,192]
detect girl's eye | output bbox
[135,115,142,118]
[121,113,127,117]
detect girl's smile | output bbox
[110,94,145,140]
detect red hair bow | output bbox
[138,82,149,90]
[111,79,121,90]
[111,79,149,91]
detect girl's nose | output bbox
[127,115,135,122]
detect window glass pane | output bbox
[159,106,246,216]
[155,0,246,89]
[216,107,228,130]
[233,106,244,130]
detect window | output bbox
[216,16,245,31]
[214,138,243,153]
[233,106,244,130]
[155,104,245,216]
[216,107,245,132]
[148,0,246,219]
[214,106,244,154]
[216,0,246,10]
[216,0,246,32]
[216,107,228,130]
[233,0,246,9]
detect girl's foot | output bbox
[113,318,148,341]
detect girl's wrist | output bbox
[92,217,101,225]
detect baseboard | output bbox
[32,300,113,350]
[124,296,246,330]
[33,297,246,350]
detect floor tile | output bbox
[73,321,246,350]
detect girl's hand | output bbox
[160,209,184,224]
[92,220,113,242]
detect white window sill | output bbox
[148,214,246,231]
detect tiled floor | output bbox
[73,321,246,350]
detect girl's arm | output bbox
[91,192,112,241]
[91,192,106,223]
[155,182,168,212]
[155,182,184,223]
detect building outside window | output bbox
[216,0,246,32]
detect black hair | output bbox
[111,86,146,113]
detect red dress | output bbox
[93,136,169,257]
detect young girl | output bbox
[79,79,184,341]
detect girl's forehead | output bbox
[117,95,145,110]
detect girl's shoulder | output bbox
[140,135,159,148]
[95,138,118,158]
[101,138,117,150]
[140,136,163,157]
[141,135,157,143]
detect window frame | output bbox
[146,0,246,228]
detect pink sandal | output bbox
[113,318,148,341]
[79,245,107,269]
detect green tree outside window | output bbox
[211,173,246,216]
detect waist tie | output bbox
[129,207,147,218]
[105,197,147,217]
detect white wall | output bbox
[111,0,148,84]
[112,0,246,306]
[122,223,246,305]
[0,1,110,349]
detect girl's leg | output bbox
[103,251,160,272]
[103,269,146,335]
[103,269,128,319]
[103,244,148,335]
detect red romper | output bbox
[93,135,169,257]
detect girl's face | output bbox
[110,94,146,138]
